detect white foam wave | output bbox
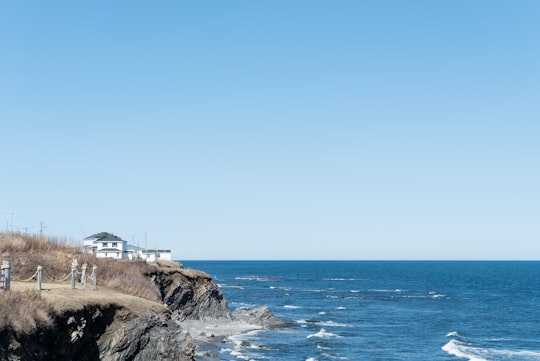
[369,289,404,293]
[446,331,461,337]
[335,306,347,310]
[442,340,488,361]
[235,276,279,282]
[306,358,318,361]
[442,338,540,361]
[284,305,302,309]
[217,284,244,289]
[319,320,351,327]
[319,311,327,315]
[307,328,341,339]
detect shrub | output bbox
[0,290,52,334]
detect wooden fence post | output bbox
[71,259,78,289]
[1,261,11,291]
[81,263,88,290]
[92,265,98,291]
[37,265,43,291]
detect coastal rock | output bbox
[231,307,289,328]
[0,305,195,361]
[98,311,194,361]
[145,261,232,321]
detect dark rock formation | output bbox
[145,261,232,321]
[231,306,289,328]
[0,304,195,361]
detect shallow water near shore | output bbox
[181,261,540,361]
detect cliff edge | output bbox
[145,261,232,321]
[0,282,195,361]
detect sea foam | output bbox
[307,328,341,339]
[442,339,488,361]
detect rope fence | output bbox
[0,259,98,292]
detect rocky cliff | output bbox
[0,260,234,361]
[0,298,195,361]
[145,261,232,321]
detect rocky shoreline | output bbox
[0,260,286,360]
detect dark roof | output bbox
[84,232,124,242]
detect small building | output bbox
[83,232,127,259]
[142,249,172,262]
[83,232,172,262]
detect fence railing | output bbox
[0,259,97,291]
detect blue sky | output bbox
[1,1,539,260]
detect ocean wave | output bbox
[442,338,540,361]
[235,276,281,282]
[319,320,351,327]
[284,305,302,309]
[368,289,405,293]
[217,284,244,289]
[270,286,292,290]
[307,328,341,339]
[442,339,488,361]
[297,319,351,327]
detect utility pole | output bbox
[40,222,45,237]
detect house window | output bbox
[102,242,108,248]
[112,242,118,248]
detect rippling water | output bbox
[181,261,540,361]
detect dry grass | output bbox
[0,232,160,303]
[0,290,53,334]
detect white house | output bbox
[141,249,172,262]
[83,232,172,261]
[83,232,127,259]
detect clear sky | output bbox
[1,1,539,260]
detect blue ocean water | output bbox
[181,261,540,361]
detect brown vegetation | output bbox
[0,232,160,302]
[0,290,52,334]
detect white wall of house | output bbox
[94,239,127,259]
[143,250,172,262]
[82,233,172,262]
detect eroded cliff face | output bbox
[0,304,195,361]
[145,261,232,321]
[0,261,231,360]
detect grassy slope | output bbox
[0,232,164,334]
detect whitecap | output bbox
[335,306,347,310]
[446,331,461,337]
[284,305,302,309]
[442,340,540,361]
[442,339,488,361]
[307,328,341,339]
[318,311,327,315]
[306,358,318,361]
[426,290,446,298]
[319,320,351,327]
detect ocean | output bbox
[181,261,540,361]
